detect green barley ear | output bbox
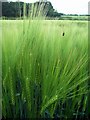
[23,2,26,20]
[18,0,21,19]
[28,0,47,19]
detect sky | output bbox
[8,0,90,15]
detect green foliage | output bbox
[2,19,89,119]
[2,1,63,18]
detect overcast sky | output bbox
[8,0,90,14]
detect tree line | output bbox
[2,1,64,18]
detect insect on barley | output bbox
[62,32,65,36]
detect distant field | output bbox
[2,20,89,119]
[60,15,88,20]
[1,15,88,21]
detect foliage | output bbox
[2,20,90,119]
[2,1,63,18]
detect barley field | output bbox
[2,20,90,119]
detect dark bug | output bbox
[62,32,65,36]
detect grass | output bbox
[2,19,90,119]
[0,20,2,119]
